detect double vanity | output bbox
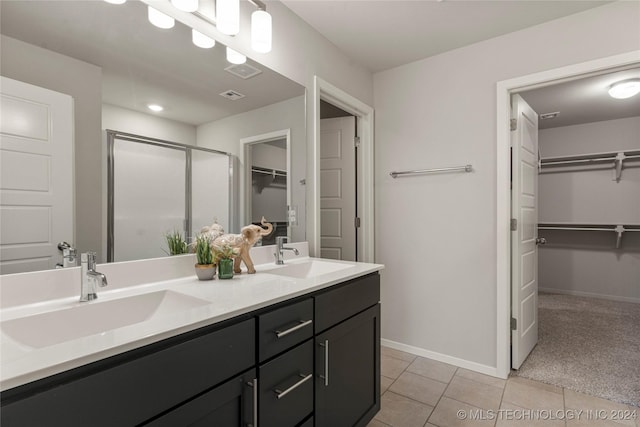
[0,243,383,427]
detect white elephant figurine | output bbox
[212,217,273,274]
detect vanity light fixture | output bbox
[251,8,272,53]
[608,79,640,99]
[216,0,240,35]
[226,47,246,65]
[148,6,175,29]
[147,104,164,112]
[192,29,216,48]
[171,0,199,13]
[104,0,126,4]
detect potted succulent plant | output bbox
[194,234,216,281]
[215,244,236,280]
[165,230,188,256]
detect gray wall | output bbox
[1,35,103,256]
[538,116,640,302]
[373,2,640,371]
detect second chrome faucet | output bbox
[80,252,108,302]
[275,236,300,265]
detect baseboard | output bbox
[539,287,640,304]
[380,338,504,379]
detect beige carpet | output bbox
[514,292,640,407]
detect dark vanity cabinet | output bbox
[314,274,381,427]
[1,273,380,427]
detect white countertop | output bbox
[0,253,383,392]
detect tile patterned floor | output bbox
[370,346,640,427]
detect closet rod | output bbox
[252,168,287,177]
[390,164,472,178]
[541,154,640,167]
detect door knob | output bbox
[536,237,547,245]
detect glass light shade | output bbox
[147,104,164,112]
[192,29,215,48]
[148,6,175,29]
[171,0,198,12]
[251,10,272,53]
[608,79,640,99]
[226,47,246,65]
[198,0,216,20]
[104,0,126,4]
[216,0,239,35]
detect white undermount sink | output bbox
[1,290,210,349]
[269,259,354,279]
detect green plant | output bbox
[165,230,188,256]
[195,234,213,265]
[214,244,236,264]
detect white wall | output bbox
[1,35,103,257]
[102,104,197,145]
[197,96,306,241]
[538,117,640,302]
[373,2,640,371]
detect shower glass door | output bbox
[111,136,186,262]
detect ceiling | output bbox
[0,0,304,126]
[520,67,640,129]
[282,0,638,129]
[280,0,612,73]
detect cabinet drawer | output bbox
[315,273,379,333]
[1,319,255,427]
[259,340,314,427]
[258,298,313,362]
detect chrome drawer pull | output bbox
[246,378,258,427]
[319,340,329,386]
[274,373,313,399]
[274,319,313,338]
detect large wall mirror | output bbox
[0,0,306,274]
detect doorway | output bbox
[312,76,375,263]
[496,51,640,379]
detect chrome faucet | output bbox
[80,252,108,302]
[275,236,300,265]
[56,242,77,268]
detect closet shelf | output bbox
[538,222,640,249]
[539,148,640,182]
[252,166,287,178]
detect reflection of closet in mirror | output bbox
[243,130,291,246]
[107,131,233,262]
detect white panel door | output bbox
[511,94,539,369]
[0,77,74,274]
[320,117,356,261]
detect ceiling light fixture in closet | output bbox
[147,104,164,112]
[608,79,640,99]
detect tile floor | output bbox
[369,346,639,427]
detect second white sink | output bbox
[2,290,210,349]
[269,259,354,279]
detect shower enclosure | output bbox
[106,130,234,262]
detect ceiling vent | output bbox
[219,90,245,101]
[540,111,560,120]
[224,63,262,80]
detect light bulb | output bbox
[171,0,198,12]
[192,29,216,48]
[216,0,239,35]
[608,79,640,99]
[148,6,175,29]
[251,9,272,53]
[226,47,246,65]
[147,104,164,112]
[104,0,126,4]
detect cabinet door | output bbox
[145,369,257,427]
[315,304,380,427]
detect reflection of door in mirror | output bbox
[243,130,291,246]
[107,131,232,262]
[0,77,74,274]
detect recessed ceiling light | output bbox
[608,79,640,99]
[148,104,164,112]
